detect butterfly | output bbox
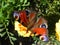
[13,10,48,41]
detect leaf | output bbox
[20,0,23,3]
[10,36,17,41]
[10,39,14,45]
[0,28,4,32]
[55,40,60,45]
[0,10,5,20]
[8,0,15,4]
[2,1,4,8]
[24,0,27,4]
[9,32,14,36]
[0,24,4,27]
[0,32,6,37]
[0,10,3,18]
[22,2,30,6]
[5,20,9,26]
[3,4,9,9]
[0,33,2,36]
[40,0,47,5]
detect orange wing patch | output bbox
[32,28,47,35]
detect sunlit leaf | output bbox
[55,40,60,45]
[40,0,47,5]
[0,11,3,18]
[0,32,6,37]
[10,37,17,41]
[8,0,15,4]
[22,2,30,6]
[2,4,9,9]
[9,32,14,36]
[0,28,4,32]
[0,24,4,27]
[20,0,23,3]
[10,39,14,45]
[24,0,27,4]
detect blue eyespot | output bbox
[25,10,31,16]
[41,24,46,28]
[40,35,48,42]
[13,11,19,19]
[40,23,48,28]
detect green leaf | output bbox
[2,1,4,8]
[0,33,2,36]
[0,11,3,18]
[20,0,23,3]
[22,2,30,6]
[0,32,6,37]
[8,0,15,4]
[0,28,4,32]
[10,39,14,45]
[40,0,47,5]
[9,32,14,36]
[0,11,5,20]
[5,20,9,26]
[24,0,27,4]
[55,40,60,45]
[0,24,4,27]
[2,4,9,9]
[10,37,17,41]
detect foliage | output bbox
[30,0,60,15]
[32,36,60,45]
[0,0,30,45]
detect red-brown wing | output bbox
[19,10,29,26]
[29,12,36,22]
[27,12,37,29]
[30,17,43,30]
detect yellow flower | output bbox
[55,19,60,41]
[56,32,59,41]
